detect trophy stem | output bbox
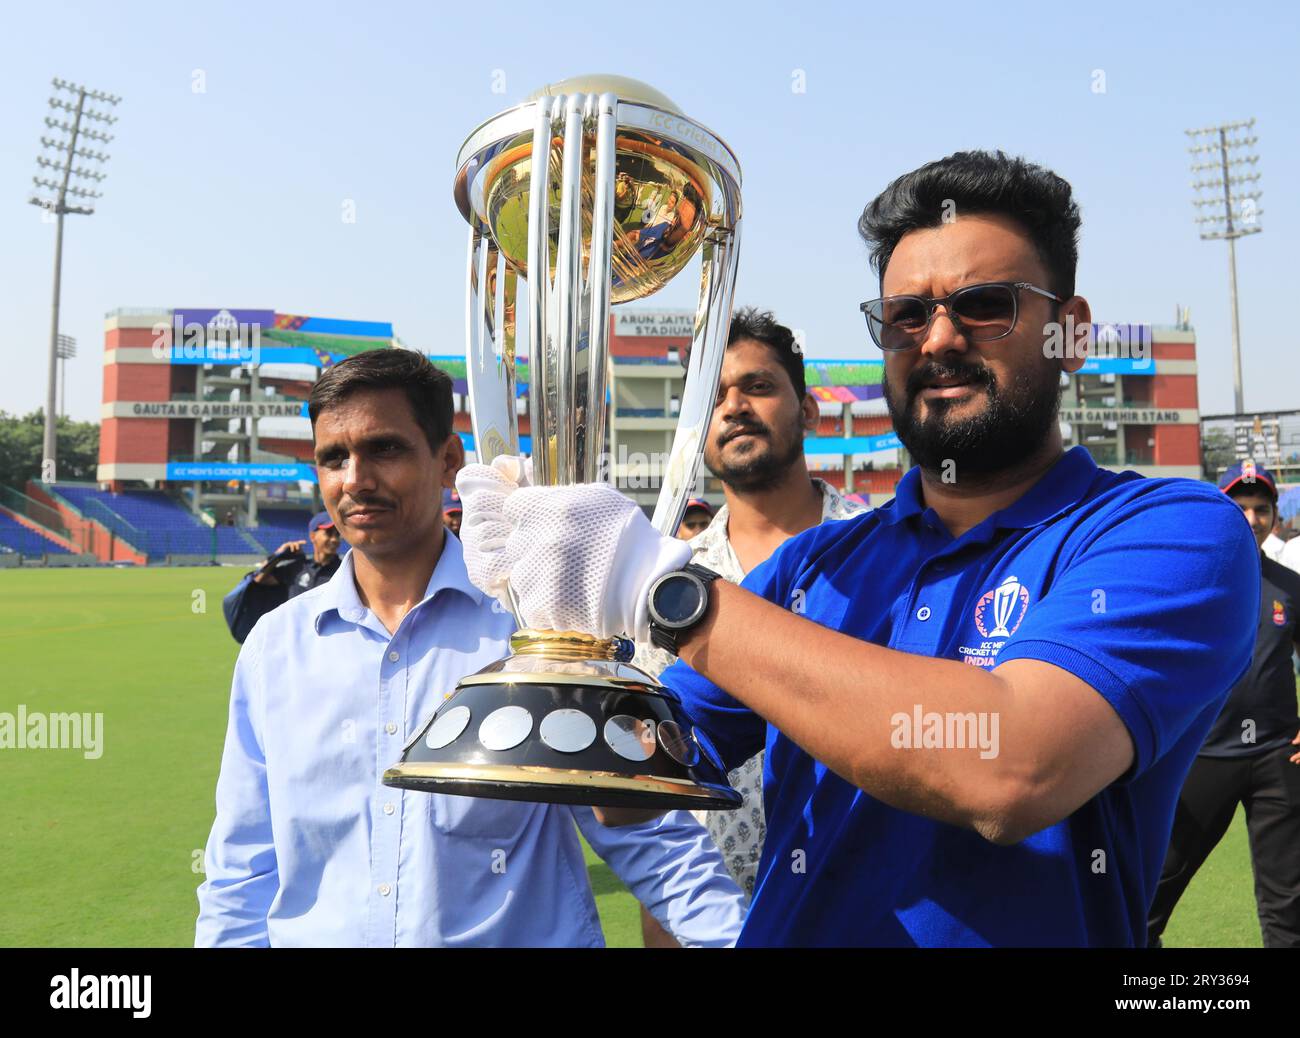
[508,628,630,662]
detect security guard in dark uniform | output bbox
[222,511,343,643]
[1148,462,1300,947]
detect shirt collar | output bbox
[705,478,855,536]
[311,532,485,634]
[878,446,1100,532]
[812,477,866,520]
[879,465,926,526]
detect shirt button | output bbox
[385,722,398,735]
[378,883,391,897]
[916,606,932,621]
[388,650,399,662]
[383,802,395,815]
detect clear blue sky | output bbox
[2,0,1296,423]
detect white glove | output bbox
[456,455,531,612]
[456,456,691,641]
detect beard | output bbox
[706,413,806,493]
[884,356,1063,478]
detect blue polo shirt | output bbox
[661,447,1260,946]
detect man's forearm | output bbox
[572,807,744,947]
[676,580,1066,839]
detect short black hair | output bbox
[308,348,454,454]
[857,150,1082,299]
[727,306,806,399]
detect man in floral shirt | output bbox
[636,308,867,941]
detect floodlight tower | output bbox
[29,77,121,480]
[1186,118,1262,416]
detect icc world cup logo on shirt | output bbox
[974,575,1031,639]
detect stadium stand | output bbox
[50,486,260,559]
[243,510,314,553]
[0,511,72,558]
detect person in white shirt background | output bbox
[636,307,867,947]
[196,348,745,947]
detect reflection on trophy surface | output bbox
[383,74,744,809]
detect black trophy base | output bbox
[383,657,742,811]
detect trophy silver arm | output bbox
[552,94,585,484]
[581,92,618,484]
[465,225,519,462]
[527,97,558,484]
[650,214,742,536]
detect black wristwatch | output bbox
[647,563,721,655]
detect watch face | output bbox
[652,574,705,628]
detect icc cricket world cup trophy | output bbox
[384,75,745,810]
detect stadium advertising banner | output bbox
[164,309,394,366]
[165,462,317,483]
[805,432,903,455]
[172,308,276,329]
[1076,325,1155,374]
[1077,356,1155,375]
[165,308,276,364]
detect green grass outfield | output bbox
[0,566,1268,947]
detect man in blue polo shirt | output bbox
[457,150,1260,946]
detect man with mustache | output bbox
[196,348,745,947]
[458,150,1260,946]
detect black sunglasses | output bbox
[859,281,1062,352]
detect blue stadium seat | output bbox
[51,486,259,559]
[0,512,72,558]
[245,510,314,553]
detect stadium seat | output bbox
[0,511,72,558]
[51,486,260,559]
[244,510,314,553]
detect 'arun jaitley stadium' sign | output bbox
[613,310,696,337]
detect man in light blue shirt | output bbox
[195,348,744,947]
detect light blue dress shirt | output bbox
[195,533,744,947]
